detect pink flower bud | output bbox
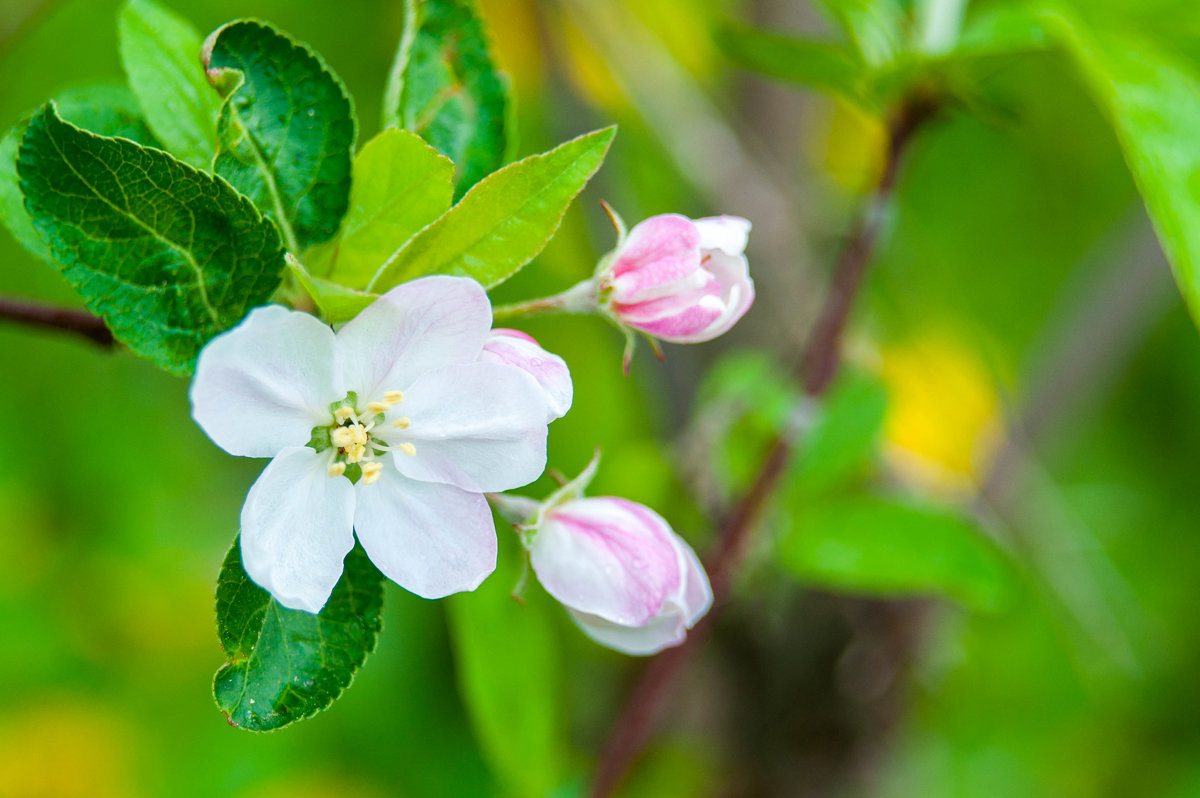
[480,329,573,421]
[529,496,712,655]
[601,213,754,344]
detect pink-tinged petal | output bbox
[336,276,491,403]
[691,251,755,342]
[568,607,689,656]
[530,498,682,626]
[240,446,357,613]
[674,534,714,625]
[694,216,751,256]
[191,305,340,458]
[480,329,573,421]
[353,468,496,599]
[607,214,702,303]
[385,361,549,492]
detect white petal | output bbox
[335,276,491,403]
[240,446,357,613]
[353,468,496,599]
[529,498,682,627]
[694,215,751,256]
[190,305,340,457]
[568,608,689,656]
[670,533,713,625]
[480,329,573,421]
[386,361,549,492]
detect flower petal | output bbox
[336,276,492,403]
[385,361,549,492]
[190,305,340,457]
[568,607,689,656]
[240,446,357,613]
[530,498,682,626]
[480,329,573,421]
[608,214,702,303]
[674,534,714,625]
[694,251,755,341]
[694,215,751,256]
[353,468,496,599]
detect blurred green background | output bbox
[4,0,1200,796]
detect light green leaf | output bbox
[369,126,615,292]
[309,129,454,290]
[213,538,385,731]
[1052,13,1200,329]
[793,371,888,495]
[1,84,157,263]
[777,495,1014,610]
[956,3,1051,56]
[814,0,907,67]
[206,19,356,252]
[717,25,868,106]
[17,104,284,373]
[289,257,378,323]
[446,535,566,797]
[383,0,510,197]
[118,0,221,168]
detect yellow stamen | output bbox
[398,442,417,457]
[346,443,367,463]
[361,461,383,485]
[331,427,356,448]
[385,390,404,404]
[327,462,346,478]
[333,405,356,423]
[367,401,390,415]
[392,417,411,429]
[350,425,369,446]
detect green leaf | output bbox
[793,370,888,495]
[206,19,356,252]
[1,84,157,263]
[289,257,378,324]
[1052,14,1200,330]
[814,0,907,67]
[382,0,511,198]
[213,538,385,731]
[369,126,615,292]
[17,104,285,373]
[119,0,222,168]
[956,3,1051,57]
[446,535,566,797]
[308,129,454,290]
[777,495,1014,610]
[717,24,868,106]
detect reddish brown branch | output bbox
[0,296,114,347]
[589,93,939,798]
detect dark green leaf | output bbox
[119,0,222,167]
[213,538,385,731]
[206,19,356,252]
[446,534,566,797]
[382,0,510,198]
[1,84,156,263]
[717,24,868,106]
[17,104,284,373]
[369,126,615,292]
[777,495,1014,610]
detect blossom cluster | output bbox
[190,212,751,654]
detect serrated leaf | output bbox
[206,19,356,252]
[717,25,869,106]
[793,371,888,495]
[213,538,385,731]
[119,0,222,168]
[1053,14,1200,332]
[1,84,157,263]
[289,257,377,323]
[369,126,615,292]
[383,0,510,197]
[17,104,285,373]
[777,495,1014,611]
[307,129,454,290]
[446,534,566,797]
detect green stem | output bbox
[491,279,598,322]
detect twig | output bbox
[0,296,114,347]
[589,94,938,798]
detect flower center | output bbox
[313,390,416,485]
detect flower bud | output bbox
[600,213,754,344]
[480,329,573,421]
[529,496,712,655]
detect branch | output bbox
[0,296,114,347]
[589,93,938,798]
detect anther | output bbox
[331,427,356,448]
[367,401,390,415]
[334,405,356,424]
[398,442,417,457]
[327,462,346,478]
[392,417,411,429]
[362,461,383,485]
[384,390,405,404]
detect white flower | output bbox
[479,328,573,421]
[190,276,556,613]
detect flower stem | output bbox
[0,295,114,348]
[491,279,598,322]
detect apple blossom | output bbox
[598,213,754,344]
[528,496,713,656]
[480,329,573,421]
[190,276,559,613]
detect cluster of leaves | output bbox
[0,0,609,765]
